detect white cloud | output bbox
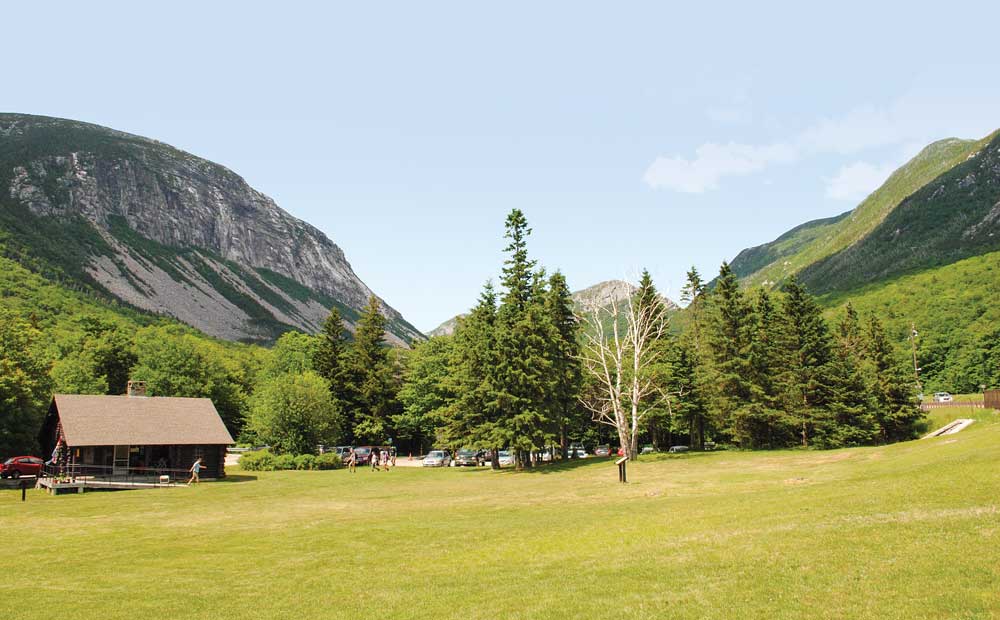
[643,142,795,193]
[825,161,897,201]
[644,91,1000,194]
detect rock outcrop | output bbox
[0,113,422,345]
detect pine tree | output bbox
[781,277,835,447]
[821,312,878,447]
[545,271,583,458]
[705,262,755,444]
[312,307,353,431]
[680,266,707,353]
[634,270,672,449]
[348,296,397,444]
[664,338,707,449]
[500,209,535,312]
[447,282,501,460]
[494,211,553,468]
[744,289,794,448]
[864,314,924,443]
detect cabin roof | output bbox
[52,394,235,447]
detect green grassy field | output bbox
[4,409,999,619]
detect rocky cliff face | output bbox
[0,113,422,345]
[572,280,678,312]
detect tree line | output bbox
[0,209,929,460]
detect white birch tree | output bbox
[577,281,672,460]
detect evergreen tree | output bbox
[864,314,924,443]
[744,289,794,448]
[781,277,835,447]
[677,266,711,448]
[347,296,398,444]
[494,211,553,467]
[448,282,502,465]
[704,262,755,444]
[634,270,672,449]
[545,271,583,458]
[821,312,878,447]
[499,209,536,312]
[664,338,707,449]
[312,307,354,431]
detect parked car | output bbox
[1,456,44,479]
[329,446,354,459]
[567,442,588,458]
[454,448,480,467]
[668,445,690,453]
[352,446,377,466]
[422,450,452,467]
[640,445,656,455]
[497,450,515,467]
[594,445,611,457]
[933,392,953,403]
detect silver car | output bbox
[422,450,452,467]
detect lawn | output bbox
[4,409,999,620]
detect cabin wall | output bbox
[67,444,227,478]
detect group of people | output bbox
[345,447,395,473]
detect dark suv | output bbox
[1,456,44,479]
[454,449,480,467]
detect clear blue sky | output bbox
[4,1,1000,331]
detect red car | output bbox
[1,456,44,479]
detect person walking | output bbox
[347,448,357,473]
[370,449,379,471]
[381,448,389,471]
[187,457,203,485]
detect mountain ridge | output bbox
[728,134,990,288]
[0,113,422,346]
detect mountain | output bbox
[729,135,991,287]
[0,113,422,346]
[426,279,678,337]
[571,279,678,313]
[721,127,1000,393]
[427,314,465,338]
[799,131,1000,294]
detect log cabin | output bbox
[39,381,234,480]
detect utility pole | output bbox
[910,323,923,398]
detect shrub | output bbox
[239,450,275,471]
[315,452,343,470]
[273,453,296,470]
[294,454,317,470]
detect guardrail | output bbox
[920,401,984,410]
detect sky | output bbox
[4,1,1000,332]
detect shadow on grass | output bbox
[494,457,615,475]
[216,475,258,483]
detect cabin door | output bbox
[113,445,130,476]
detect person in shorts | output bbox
[187,457,203,485]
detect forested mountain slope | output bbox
[730,135,989,287]
[801,131,1000,293]
[0,113,421,346]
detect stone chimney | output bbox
[126,380,147,397]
